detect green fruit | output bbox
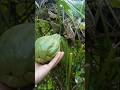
[35,34,61,64]
[0,23,34,88]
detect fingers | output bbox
[35,52,64,84]
[54,52,64,66]
[48,52,64,69]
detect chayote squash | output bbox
[35,34,61,64]
[0,23,34,88]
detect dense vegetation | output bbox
[86,0,120,90]
[1,0,119,90]
[35,0,85,90]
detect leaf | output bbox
[109,0,120,8]
[58,0,85,19]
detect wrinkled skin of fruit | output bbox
[35,34,61,64]
[0,23,34,88]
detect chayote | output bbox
[35,34,61,64]
[0,23,34,88]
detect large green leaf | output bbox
[58,0,85,19]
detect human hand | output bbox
[0,52,64,89]
[35,52,64,84]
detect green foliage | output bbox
[35,19,51,39]
[0,0,34,35]
[35,0,85,90]
[86,0,120,89]
[58,0,85,20]
[109,0,120,8]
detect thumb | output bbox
[48,52,64,69]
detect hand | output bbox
[35,52,64,84]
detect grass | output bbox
[35,0,85,90]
